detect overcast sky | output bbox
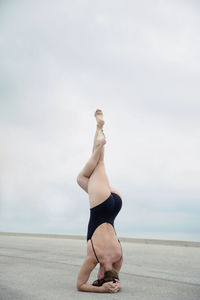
[0,0,200,241]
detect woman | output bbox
[76,109,123,293]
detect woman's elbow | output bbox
[77,282,86,292]
[77,283,82,291]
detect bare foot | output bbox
[94,109,105,129]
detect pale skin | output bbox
[76,109,123,293]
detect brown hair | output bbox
[92,268,119,286]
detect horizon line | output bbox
[0,231,200,247]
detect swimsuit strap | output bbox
[90,237,100,263]
[118,239,123,258]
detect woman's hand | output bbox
[114,279,122,291]
[101,280,121,293]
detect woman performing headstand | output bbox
[76,109,123,293]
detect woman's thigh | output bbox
[88,162,111,205]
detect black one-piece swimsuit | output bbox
[87,192,123,263]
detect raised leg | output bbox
[92,126,105,162]
[77,110,106,193]
[87,112,112,206]
[87,161,111,207]
[92,109,105,163]
[78,140,105,179]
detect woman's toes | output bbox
[95,109,103,119]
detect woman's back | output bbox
[88,223,122,264]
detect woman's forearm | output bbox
[77,283,105,293]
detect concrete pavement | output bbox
[0,232,200,300]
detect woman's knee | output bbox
[77,173,85,185]
[77,174,89,192]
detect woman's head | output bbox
[92,268,119,286]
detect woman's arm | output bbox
[77,255,121,293]
[78,282,104,293]
[77,255,103,292]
